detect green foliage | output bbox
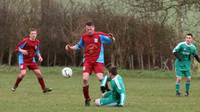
[1,66,200,112]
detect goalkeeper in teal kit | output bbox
[173,33,200,96]
[95,66,126,107]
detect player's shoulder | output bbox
[175,41,185,47]
[95,31,105,35]
[190,43,197,49]
[117,74,123,79]
[95,31,109,36]
[113,75,122,80]
[81,33,88,37]
[35,39,40,43]
[22,36,30,41]
[177,41,185,45]
[19,37,29,44]
[81,33,89,40]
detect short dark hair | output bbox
[85,21,94,26]
[109,66,118,75]
[29,28,38,32]
[186,33,193,37]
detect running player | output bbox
[11,28,52,93]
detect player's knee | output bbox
[176,78,181,83]
[95,99,101,106]
[20,72,26,77]
[186,78,191,82]
[96,73,104,80]
[83,79,89,85]
[18,75,25,79]
[83,76,89,81]
[83,73,89,80]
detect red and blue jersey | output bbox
[15,37,40,64]
[75,32,112,63]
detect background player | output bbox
[11,28,52,93]
[65,21,115,106]
[173,33,200,96]
[95,66,126,107]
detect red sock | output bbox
[14,77,23,88]
[83,85,90,100]
[38,77,46,90]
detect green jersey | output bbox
[101,75,126,106]
[173,42,197,71]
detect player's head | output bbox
[85,21,95,35]
[185,33,193,44]
[29,28,38,39]
[108,66,118,77]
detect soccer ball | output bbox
[62,67,73,78]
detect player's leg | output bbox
[32,68,52,93]
[95,91,118,106]
[11,64,27,92]
[95,62,110,93]
[30,63,52,93]
[82,62,92,106]
[175,70,182,96]
[102,91,113,98]
[95,98,118,106]
[185,71,191,96]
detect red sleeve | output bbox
[15,37,29,53]
[36,39,40,45]
[95,32,110,36]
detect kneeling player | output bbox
[95,66,126,107]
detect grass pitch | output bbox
[1,66,200,112]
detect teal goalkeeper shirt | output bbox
[101,75,126,105]
[173,42,198,71]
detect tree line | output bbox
[0,0,200,69]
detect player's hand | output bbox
[38,56,43,62]
[108,33,113,37]
[108,33,115,42]
[65,44,73,51]
[20,49,28,55]
[101,92,106,97]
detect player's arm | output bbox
[100,33,115,44]
[15,38,28,55]
[108,33,115,42]
[114,79,126,107]
[65,37,84,51]
[100,75,111,93]
[172,43,182,61]
[36,42,43,62]
[101,75,111,86]
[118,92,126,107]
[98,32,115,41]
[192,46,200,63]
[194,55,200,63]
[117,84,126,107]
[173,52,183,61]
